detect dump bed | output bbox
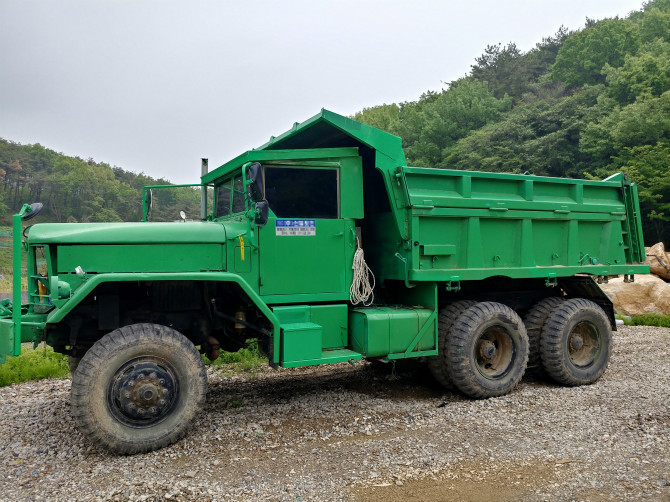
[394,167,647,283]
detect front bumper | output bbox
[0,308,47,361]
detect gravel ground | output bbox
[0,325,668,502]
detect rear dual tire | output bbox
[539,298,611,386]
[428,301,477,389]
[431,301,529,399]
[447,302,529,398]
[523,296,565,376]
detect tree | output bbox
[443,85,602,177]
[604,39,670,104]
[581,90,670,161]
[470,43,525,99]
[595,141,670,243]
[638,0,670,43]
[0,138,196,225]
[399,81,512,168]
[552,18,640,87]
[351,104,400,135]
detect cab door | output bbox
[258,162,352,298]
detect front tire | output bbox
[68,356,82,375]
[71,323,207,455]
[447,302,529,398]
[539,298,611,386]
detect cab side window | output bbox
[215,179,231,217]
[264,167,338,219]
[232,175,245,213]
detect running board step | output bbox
[280,349,362,369]
[280,322,362,370]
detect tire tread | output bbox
[71,323,207,455]
[428,300,477,389]
[539,298,611,386]
[523,297,565,376]
[447,302,529,399]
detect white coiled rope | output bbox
[350,237,375,306]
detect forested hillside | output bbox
[0,139,201,225]
[354,0,670,245]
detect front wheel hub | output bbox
[108,357,179,427]
[570,335,584,350]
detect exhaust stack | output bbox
[201,158,208,219]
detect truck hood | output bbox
[26,222,227,245]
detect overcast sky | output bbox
[0,0,646,185]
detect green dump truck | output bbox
[0,110,648,454]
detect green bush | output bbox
[203,339,267,373]
[630,313,670,327]
[0,344,70,387]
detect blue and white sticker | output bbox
[276,219,316,236]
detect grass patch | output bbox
[0,344,70,387]
[0,275,28,292]
[630,313,670,328]
[0,339,268,388]
[203,339,268,375]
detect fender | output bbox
[47,272,282,364]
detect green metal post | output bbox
[142,187,148,222]
[11,206,30,357]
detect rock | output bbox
[601,274,670,315]
[644,242,670,280]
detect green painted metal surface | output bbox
[311,304,348,350]
[203,146,364,185]
[259,219,353,296]
[395,167,648,282]
[0,109,649,369]
[281,322,323,362]
[57,244,224,274]
[27,222,226,244]
[0,205,38,358]
[0,270,283,361]
[349,307,436,358]
[272,304,352,367]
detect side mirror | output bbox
[21,202,44,221]
[254,200,269,227]
[246,162,265,202]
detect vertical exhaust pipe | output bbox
[201,158,208,220]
